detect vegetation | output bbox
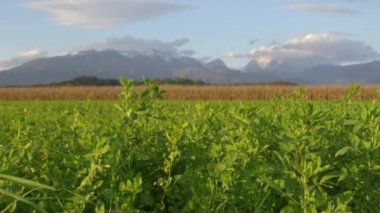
[49,76,121,86]
[43,76,295,87]
[1,80,380,212]
[1,84,380,101]
[47,76,206,87]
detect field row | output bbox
[0,85,379,100]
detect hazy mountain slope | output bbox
[0,50,204,86]
[1,49,379,86]
[0,50,284,86]
[299,61,380,84]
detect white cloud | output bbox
[81,36,190,57]
[283,3,359,14]
[189,54,211,62]
[179,50,211,61]
[224,52,248,59]
[24,0,189,28]
[78,36,213,61]
[249,33,379,69]
[0,50,47,71]
[18,49,45,57]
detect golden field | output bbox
[0,85,379,101]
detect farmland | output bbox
[1,81,380,212]
[0,84,380,101]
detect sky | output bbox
[0,0,379,70]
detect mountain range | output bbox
[0,49,379,86]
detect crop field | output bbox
[1,81,380,212]
[0,84,380,101]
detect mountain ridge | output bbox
[0,49,379,86]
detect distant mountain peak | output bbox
[244,59,263,73]
[205,58,228,69]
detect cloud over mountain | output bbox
[282,3,359,15]
[249,33,379,69]
[0,36,199,72]
[0,50,47,71]
[24,0,189,28]
[80,36,191,57]
[224,52,248,59]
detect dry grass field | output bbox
[0,85,379,101]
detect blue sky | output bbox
[1,0,379,70]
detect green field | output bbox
[1,82,380,212]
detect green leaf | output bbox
[95,202,105,213]
[343,120,359,126]
[362,141,372,150]
[0,174,56,191]
[320,174,340,185]
[280,205,295,213]
[260,177,283,194]
[361,107,368,120]
[335,146,353,157]
[119,76,128,87]
[0,189,47,213]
